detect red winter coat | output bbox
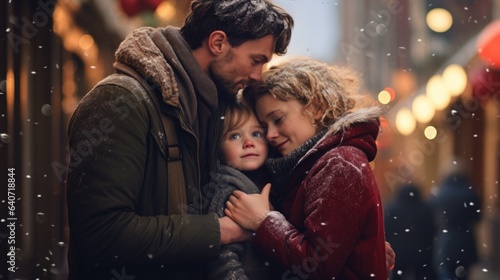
[253,109,387,280]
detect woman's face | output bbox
[255,93,321,156]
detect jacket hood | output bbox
[312,106,382,162]
[325,106,382,137]
[114,27,179,106]
[113,27,217,115]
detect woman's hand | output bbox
[385,241,396,276]
[225,184,272,231]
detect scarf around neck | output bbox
[265,130,327,196]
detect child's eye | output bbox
[229,133,241,140]
[252,130,263,138]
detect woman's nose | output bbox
[266,126,278,140]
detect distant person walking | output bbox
[430,171,481,280]
[385,183,437,280]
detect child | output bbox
[205,99,272,280]
[225,57,389,279]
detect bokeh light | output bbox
[396,108,416,136]
[426,8,453,33]
[79,34,94,50]
[442,64,467,97]
[426,75,451,110]
[424,126,438,140]
[384,87,396,101]
[378,90,392,104]
[155,1,176,22]
[412,94,435,123]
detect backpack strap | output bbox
[98,73,187,215]
[159,109,187,215]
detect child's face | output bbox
[220,115,268,171]
[255,93,321,156]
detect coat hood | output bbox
[311,106,382,162]
[113,26,217,114]
[325,106,382,137]
[114,27,178,106]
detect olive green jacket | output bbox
[66,26,225,280]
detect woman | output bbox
[225,58,388,279]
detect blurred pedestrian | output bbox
[430,171,481,280]
[385,183,437,280]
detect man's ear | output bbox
[207,30,228,55]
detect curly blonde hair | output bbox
[243,57,365,129]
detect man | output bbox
[66,1,293,279]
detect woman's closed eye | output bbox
[272,116,284,125]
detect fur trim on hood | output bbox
[114,27,179,106]
[305,106,382,163]
[325,106,383,137]
[113,26,218,126]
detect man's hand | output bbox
[219,216,253,245]
[225,184,271,231]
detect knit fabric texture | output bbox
[206,165,260,280]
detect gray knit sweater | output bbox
[205,165,262,280]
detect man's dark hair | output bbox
[180,0,293,55]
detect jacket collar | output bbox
[113,26,217,113]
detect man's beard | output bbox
[210,70,236,98]
[209,50,239,97]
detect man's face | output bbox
[210,34,275,95]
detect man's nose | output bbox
[249,66,263,82]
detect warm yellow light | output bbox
[378,90,392,104]
[426,75,451,110]
[53,5,70,36]
[424,126,438,140]
[442,64,467,97]
[412,95,435,123]
[79,34,94,50]
[155,2,176,22]
[395,108,416,136]
[426,8,453,33]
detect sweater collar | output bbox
[266,130,327,194]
